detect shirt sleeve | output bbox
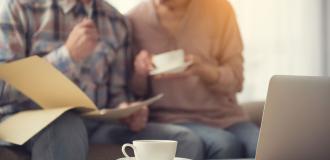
[208,2,244,95]
[0,0,31,108]
[44,45,81,79]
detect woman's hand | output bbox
[134,50,154,77]
[187,54,220,85]
[154,54,220,85]
[119,102,149,132]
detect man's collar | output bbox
[57,0,77,14]
[57,0,94,14]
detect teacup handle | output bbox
[122,143,136,158]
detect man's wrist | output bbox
[45,45,74,64]
[64,44,77,62]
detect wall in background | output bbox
[107,0,326,102]
[326,0,330,76]
[230,0,324,102]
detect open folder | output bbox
[0,56,162,145]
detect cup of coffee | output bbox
[121,140,177,160]
[152,49,185,70]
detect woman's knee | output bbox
[206,131,243,158]
[171,126,204,160]
[149,123,204,160]
[161,124,203,145]
[219,134,243,154]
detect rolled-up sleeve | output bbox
[44,45,80,79]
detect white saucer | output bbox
[150,62,192,76]
[117,157,191,160]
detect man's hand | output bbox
[119,102,149,132]
[134,50,154,76]
[65,18,99,62]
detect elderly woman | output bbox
[128,0,259,159]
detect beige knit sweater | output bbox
[128,0,249,128]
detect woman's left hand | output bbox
[155,54,220,85]
[187,54,220,85]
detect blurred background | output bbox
[107,0,330,103]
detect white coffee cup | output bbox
[121,140,178,160]
[152,49,185,70]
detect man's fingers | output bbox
[120,117,130,124]
[79,18,96,28]
[129,109,148,132]
[78,27,98,36]
[73,19,96,32]
[129,117,146,132]
[80,31,99,44]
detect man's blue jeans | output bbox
[87,122,204,160]
[178,122,260,159]
[24,113,205,160]
[25,112,88,160]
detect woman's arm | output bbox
[195,2,244,95]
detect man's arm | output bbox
[0,0,80,79]
[0,1,98,110]
[0,1,73,108]
[45,18,100,80]
[0,0,33,108]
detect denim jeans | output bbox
[178,122,260,159]
[87,122,204,160]
[25,112,88,160]
[24,114,205,160]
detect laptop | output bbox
[234,75,330,160]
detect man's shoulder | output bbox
[4,0,49,5]
[1,0,51,9]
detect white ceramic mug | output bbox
[152,50,185,70]
[121,140,177,160]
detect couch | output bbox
[0,101,264,160]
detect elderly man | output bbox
[0,0,204,160]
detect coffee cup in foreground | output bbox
[121,140,177,160]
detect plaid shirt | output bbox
[0,0,134,120]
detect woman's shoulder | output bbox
[126,0,152,19]
[204,0,235,14]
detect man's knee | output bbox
[54,112,87,133]
[27,112,88,160]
